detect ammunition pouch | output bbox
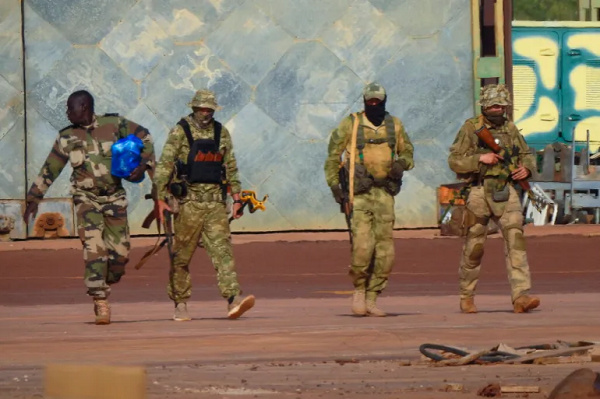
[492,183,510,202]
[341,163,373,195]
[169,181,188,199]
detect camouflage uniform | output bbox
[324,83,414,312]
[154,90,242,304]
[26,114,155,299]
[448,84,537,306]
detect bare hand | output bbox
[511,165,530,181]
[23,201,39,224]
[232,201,243,219]
[157,200,172,223]
[479,152,503,165]
[127,165,146,182]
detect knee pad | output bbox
[468,243,485,263]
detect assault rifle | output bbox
[475,124,544,211]
[134,193,175,270]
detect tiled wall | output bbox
[1,0,473,234]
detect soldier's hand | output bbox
[232,200,243,219]
[23,201,39,224]
[330,185,344,204]
[126,165,147,183]
[389,161,405,180]
[157,200,172,223]
[479,152,503,165]
[511,164,530,181]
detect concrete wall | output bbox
[0,0,473,237]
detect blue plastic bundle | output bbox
[111,134,145,183]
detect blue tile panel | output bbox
[1,0,473,232]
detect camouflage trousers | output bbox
[460,185,532,302]
[350,187,395,300]
[74,191,130,300]
[168,200,241,303]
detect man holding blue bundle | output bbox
[23,90,155,325]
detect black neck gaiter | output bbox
[364,98,387,126]
[482,108,506,127]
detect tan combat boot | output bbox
[173,302,191,321]
[93,299,111,325]
[513,295,540,313]
[460,297,477,313]
[366,298,386,317]
[351,289,366,316]
[227,295,255,319]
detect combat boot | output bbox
[351,289,366,316]
[365,298,386,317]
[227,295,255,319]
[513,295,540,313]
[460,297,477,313]
[173,302,191,321]
[93,298,111,325]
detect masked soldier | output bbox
[448,83,540,314]
[324,82,414,317]
[153,89,255,321]
[23,90,155,325]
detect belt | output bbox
[187,192,224,202]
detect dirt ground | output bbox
[1,225,599,398]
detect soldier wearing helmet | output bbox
[153,89,255,321]
[448,83,540,314]
[324,82,414,317]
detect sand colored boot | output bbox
[173,302,191,321]
[351,289,367,316]
[460,297,477,313]
[365,298,386,317]
[93,299,111,325]
[227,295,255,319]
[513,295,540,313]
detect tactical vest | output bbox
[471,118,514,178]
[356,113,397,164]
[178,118,224,184]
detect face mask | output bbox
[364,98,386,126]
[482,107,506,126]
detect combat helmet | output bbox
[479,84,511,108]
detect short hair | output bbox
[69,90,95,110]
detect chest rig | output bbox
[355,113,396,164]
[177,117,224,184]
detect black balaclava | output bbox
[364,97,387,126]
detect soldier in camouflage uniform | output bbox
[324,83,414,317]
[23,90,155,325]
[448,84,540,314]
[154,89,255,321]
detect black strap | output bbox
[177,117,222,149]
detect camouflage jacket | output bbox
[448,117,536,183]
[324,111,414,187]
[154,116,241,201]
[27,114,155,203]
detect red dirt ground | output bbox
[1,225,599,398]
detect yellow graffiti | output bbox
[513,36,558,89]
[570,64,600,110]
[573,116,600,143]
[567,34,600,56]
[517,96,559,138]
[513,64,536,123]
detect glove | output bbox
[389,160,405,180]
[23,201,39,224]
[330,185,344,204]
